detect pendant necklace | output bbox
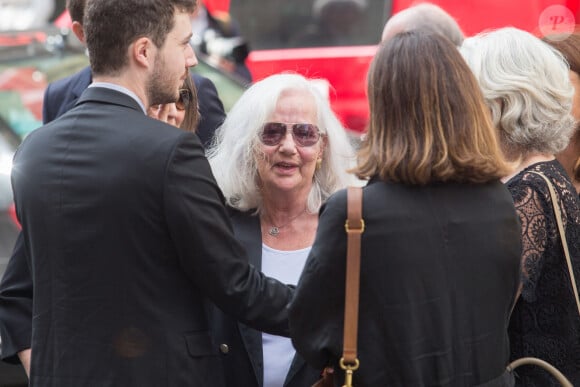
[266,209,308,237]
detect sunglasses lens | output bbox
[261,123,286,145]
[292,124,320,146]
[176,89,191,111]
[260,123,321,146]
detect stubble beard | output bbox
[147,54,180,106]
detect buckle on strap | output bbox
[344,219,365,234]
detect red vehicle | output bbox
[55,0,580,133]
[207,0,580,133]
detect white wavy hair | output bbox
[460,27,575,157]
[206,73,357,214]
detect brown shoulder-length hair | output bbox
[543,32,580,184]
[542,31,580,75]
[180,74,200,133]
[355,30,510,185]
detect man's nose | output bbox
[186,45,198,68]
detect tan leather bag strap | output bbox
[529,171,580,318]
[507,357,573,386]
[340,187,364,386]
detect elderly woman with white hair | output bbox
[206,73,358,387]
[462,27,580,386]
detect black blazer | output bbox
[0,67,227,364]
[42,66,92,123]
[289,178,522,387]
[3,87,292,386]
[41,66,226,147]
[209,210,321,387]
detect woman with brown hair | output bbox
[289,30,521,386]
[175,74,200,132]
[147,74,199,132]
[543,32,580,195]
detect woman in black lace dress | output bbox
[462,27,580,386]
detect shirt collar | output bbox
[89,82,147,113]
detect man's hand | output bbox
[17,348,31,377]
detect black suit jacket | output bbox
[0,66,228,364]
[42,66,226,147]
[42,66,92,123]
[209,210,321,387]
[3,87,291,386]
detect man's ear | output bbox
[132,37,155,69]
[71,21,85,44]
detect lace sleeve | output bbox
[510,182,550,302]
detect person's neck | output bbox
[260,193,317,247]
[556,134,580,182]
[262,198,309,226]
[501,153,555,183]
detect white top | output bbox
[261,244,311,387]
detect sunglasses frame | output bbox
[176,88,193,111]
[260,122,323,147]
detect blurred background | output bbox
[1,0,579,385]
[0,0,65,31]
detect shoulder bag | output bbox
[312,186,364,387]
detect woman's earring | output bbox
[316,158,322,170]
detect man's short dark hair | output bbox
[85,0,197,76]
[66,0,86,24]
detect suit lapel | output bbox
[231,211,262,270]
[230,210,309,387]
[283,355,307,387]
[76,86,144,113]
[231,211,265,387]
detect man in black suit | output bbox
[0,0,226,378]
[42,0,226,146]
[0,0,292,386]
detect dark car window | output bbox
[230,0,391,49]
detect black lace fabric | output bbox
[507,160,580,386]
